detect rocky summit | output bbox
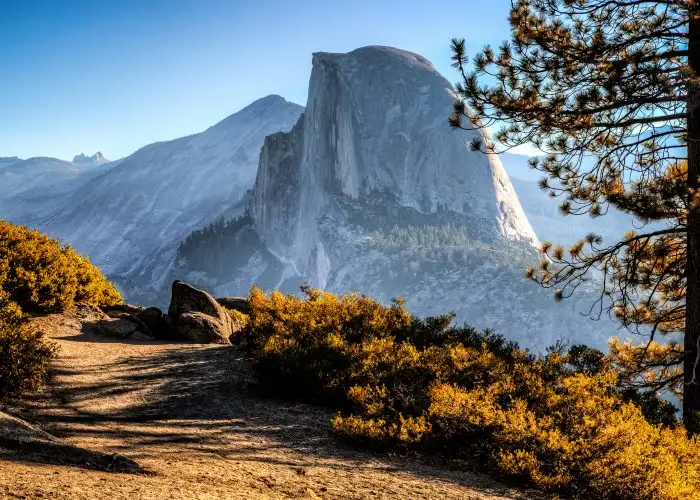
[172,46,614,352]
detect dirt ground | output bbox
[0,311,528,499]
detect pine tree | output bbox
[449,0,700,432]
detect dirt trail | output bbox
[0,314,525,499]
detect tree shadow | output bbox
[0,437,146,474]
[24,337,525,497]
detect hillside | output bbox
[6,96,303,302]
[0,154,115,223]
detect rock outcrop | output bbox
[24,281,243,345]
[216,296,251,315]
[168,280,240,344]
[27,303,154,341]
[94,316,153,340]
[138,307,172,340]
[249,46,538,288]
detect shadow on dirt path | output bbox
[5,324,528,499]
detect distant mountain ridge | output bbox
[72,152,110,165]
[9,95,304,302]
[0,155,116,223]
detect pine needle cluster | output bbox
[449,0,700,432]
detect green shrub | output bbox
[243,286,700,500]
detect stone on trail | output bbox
[168,280,241,344]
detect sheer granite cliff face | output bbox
[174,47,616,351]
[250,46,538,287]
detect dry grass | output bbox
[0,307,527,499]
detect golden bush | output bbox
[228,308,249,327]
[0,220,122,399]
[0,319,57,399]
[0,220,122,318]
[243,286,700,499]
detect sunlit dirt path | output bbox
[1,312,525,499]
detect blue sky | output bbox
[0,0,515,161]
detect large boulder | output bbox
[172,312,229,344]
[136,306,174,340]
[168,280,238,344]
[92,316,153,340]
[215,296,250,315]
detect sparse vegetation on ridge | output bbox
[241,285,700,499]
[368,223,537,269]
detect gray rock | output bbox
[215,296,250,315]
[137,307,172,339]
[94,317,140,338]
[80,314,152,340]
[100,303,146,318]
[25,303,154,342]
[173,312,231,344]
[249,46,539,288]
[168,280,238,344]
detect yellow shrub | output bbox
[242,286,700,499]
[0,220,122,317]
[429,382,503,431]
[331,414,392,441]
[0,221,121,400]
[332,413,432,444]
[228,308,249,327]
[347,384,389,417]
[0,319,57,399]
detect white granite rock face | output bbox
[251,46,538,285]
[170,47,618,352]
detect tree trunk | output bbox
[685,3,700,434]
